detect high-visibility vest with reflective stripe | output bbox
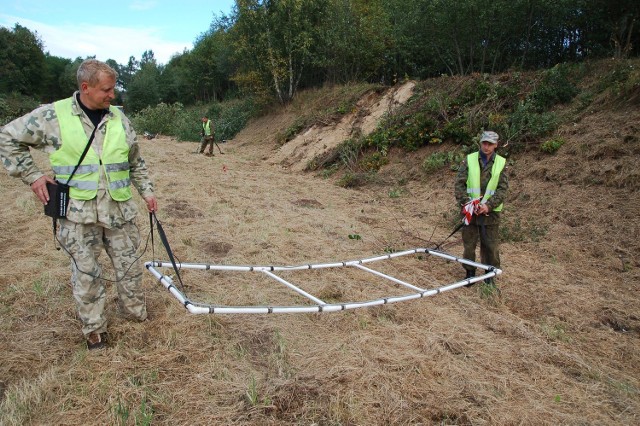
[466,152,506,212]
[50,98,132,201]
[203,119,212,136]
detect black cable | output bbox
[54,220,152,283]
[433,221,465,250]
[149,212,187,295]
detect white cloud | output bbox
[129,1,157,11]
[0,15,191,65]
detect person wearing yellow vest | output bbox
[199,116,215,156]
[454,131,509,286]
[0,59,158,350]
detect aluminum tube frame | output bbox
[261,270,327,305]
[145,247,502,314]
[352,263,427,292]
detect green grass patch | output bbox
[540,137,566,154]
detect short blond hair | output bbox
[76,59,118,88]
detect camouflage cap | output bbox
[480,131,499,144]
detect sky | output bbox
[0,0,236,65]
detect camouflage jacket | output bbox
[454,151,509,225]
[0,92,154,228]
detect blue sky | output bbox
[0,0,236,65]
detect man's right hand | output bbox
[30,175,57,205]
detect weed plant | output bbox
[500,216,548,243]
[540,137,566,154]
[422,149,468,174]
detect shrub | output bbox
[442,117,472,145]
[361,151,388,171]
[422,150,464,174]
[172,109,206,142]
[337,172,363,188]
[540,137,565,154]
[501,101,558,144]
[130,97,259,142]
[338,138,365,170]
[0,92,40,126]
[458,78,493,105]
[209,97,259,142]
[597,60,633,94]
[422,152,448,173]
[596,60,640,103]
[336,170,377,188]
[130,102,190,137]
[529,64,579,111]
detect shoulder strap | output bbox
[66,125,98,184]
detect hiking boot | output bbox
[464,269,476,287]
[86,332,107,350]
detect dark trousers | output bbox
[462,221,501,271]
[199,135,214,153]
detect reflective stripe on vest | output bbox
[203,120,212,136]
[466,152,506,212]
[50,98,132,201]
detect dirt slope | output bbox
[0,83,639,425]
[270,81,415,171]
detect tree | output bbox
[140,50,157,67]
[126,59,161,112]
[57,57,84,97]
[159,51,194,105]
[594,0,640,58]
[317,0,391,84]
[120,56,140,92]
[188,16,236,103]
[42,54,72,102]
[0,24,46,95]
[232,0,324,103]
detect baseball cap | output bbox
[480,131,499,144]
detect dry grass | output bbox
[1,84,639,425]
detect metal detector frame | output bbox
[145,248,501,314]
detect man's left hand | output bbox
[144,196,158,212]
[475,203,490,215]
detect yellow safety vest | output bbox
[466,152,506,212]
[50,98,132,201]
[203,119,212,136]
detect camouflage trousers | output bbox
[199,135,215,153]
[58,219,147,336]
[461,221,501,272]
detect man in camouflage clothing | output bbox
[0,59,158,350]
[454,131,509,286]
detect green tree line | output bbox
[1,0,638,112]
